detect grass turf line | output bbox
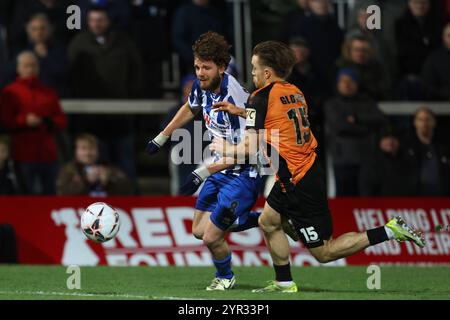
[0,266,448,300]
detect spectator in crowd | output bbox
[68,5,144,185]
[172,0,228,74]
[394,0,443,99]
[10,0,72,52]
[335,35,389,101]
[56,133,132,196]
[421,22,450,100]
[23,13,69,97]
[0,138,23,194]
[77,0,131,32]
[0,51,67,194]
[359,126,417,196]
[68,5,143,98]
[279,0,343,94]
[404,107,450,196]
[347,0,406,79]
[345,6,390,68]
[324,68,386,196]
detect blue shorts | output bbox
[195,172,263,231]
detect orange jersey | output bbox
[246,81,317,184]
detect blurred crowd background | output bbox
[0,0,449,197]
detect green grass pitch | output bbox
[0,266,448,300]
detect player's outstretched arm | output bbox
[179,159,235,195]
[146,101,197,155]
[212,101,246,118]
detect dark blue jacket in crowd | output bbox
[172,3,227,66]
[403,135,450,196]
[421,46,450,101]
[23,43,70,98]
[284,12,343,94]
[395,9,443,77]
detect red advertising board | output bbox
[0,197,449,266]
[331,198,450,265]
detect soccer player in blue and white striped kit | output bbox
[146,32,263,290]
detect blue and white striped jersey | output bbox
[188,73,256,177]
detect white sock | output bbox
[384,226,395,240]
[276,281,294,287]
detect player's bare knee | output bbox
[258,215,278,233]
[258,220,274,233]
[202,235,213,248]
[202,234,222,249]
[204,239,221,250]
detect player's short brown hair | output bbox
[192,31,231,68]
[253,41,297,79]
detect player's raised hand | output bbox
[212,101,246,118]
[179,166,211,195]
[146,132,169,155]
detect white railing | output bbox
[61,99,177,114]
[378,102,450,115]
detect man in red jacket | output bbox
[0,51,67,194]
